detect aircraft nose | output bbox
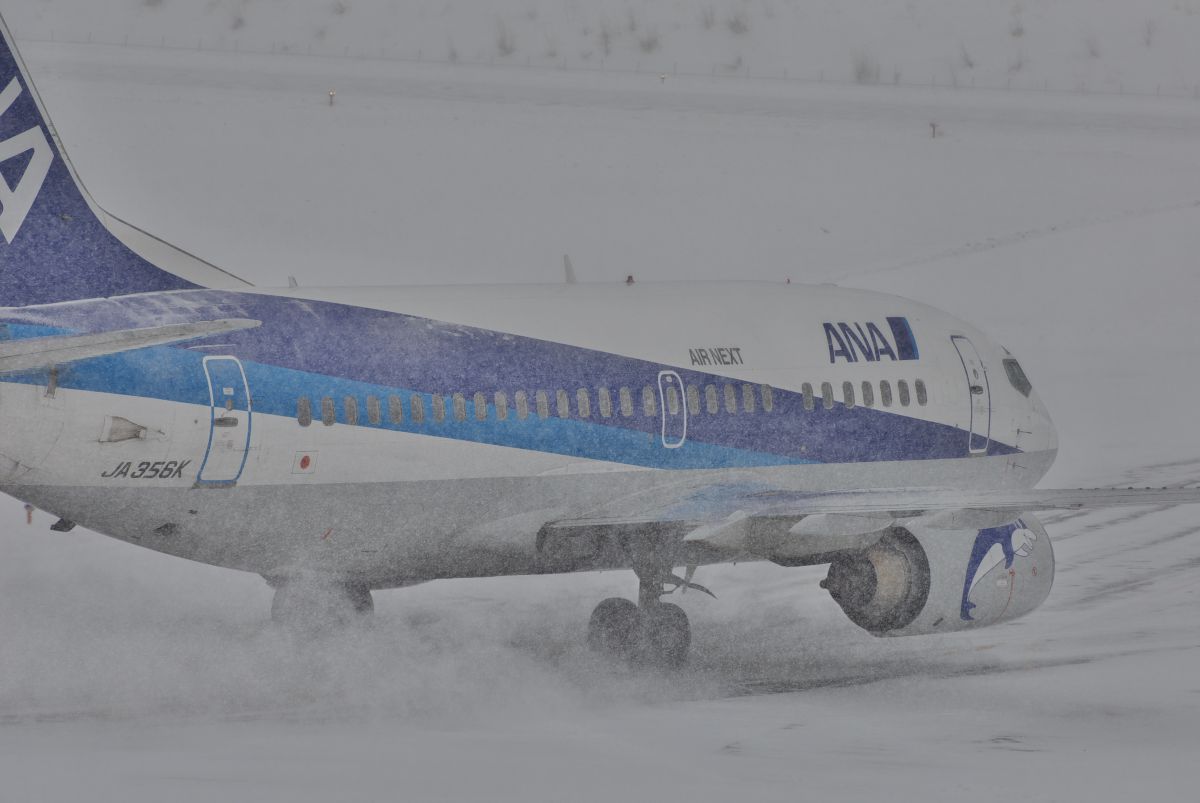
[1043,408,1059,452]
[1031,391,1058,454]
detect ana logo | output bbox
[0,76,55,244]
[823,316,920,364]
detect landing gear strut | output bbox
[269,575,374,630]
[586,570,701,668]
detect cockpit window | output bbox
[1004,358,1032,397]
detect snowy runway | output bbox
[2,37,1199,803]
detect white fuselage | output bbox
[0,282,1057,587]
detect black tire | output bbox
[271,578,373,630]
[634,602,691,669]
[346,585,374,615]
[587,597,640,658]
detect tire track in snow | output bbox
[718,642,1200,699]
[837,199,1200,283]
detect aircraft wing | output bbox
[0,319,261,374]
[709,485,1200,519]
[542,482,1200,562]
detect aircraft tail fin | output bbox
[0,14,250,308]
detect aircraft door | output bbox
[197,356,252,486]
[657,371,687,448]
[951,336,990,455]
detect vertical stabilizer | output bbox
[0,14,250,308]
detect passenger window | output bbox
[451,393,466,422]
[742,384,756,413]
[474,392,488,421]
[495,391,509,421]
[898,380,911,407]
[842,381,855,409]
[802,382,815,412]
[321,397,336,426]
[297,396,312,427]
[880,380,893,407]
[861,381,874,408]
[598,388,612,418]
[619,387,634,417]
[705,384,719,415]
[820,382,834,410]
[388,395,403,424]
[761,385,774,413]
[536,390,550,420]
[642,386,657,416]
[515,390,529,420]
[344,396,359,425]
[556,389,570,419]
[410,395,425,424]
[577,388,591,418]
[915,379,928,406]
[432,394,446,423]
[687,385,700,415]
[367,395,382,425]
[666,385,680,415]
[724,384,738,414]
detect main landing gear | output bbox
[269,575,374,630]
[586,568,712,669]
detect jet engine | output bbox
[821,514,1054,636]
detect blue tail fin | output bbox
[0,15,248,308]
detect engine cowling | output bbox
[822,514,1055,636]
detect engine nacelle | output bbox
[822,514,1054,636]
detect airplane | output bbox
[2,15,1197,666]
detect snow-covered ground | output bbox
[2,6,1200,801]
[9,0,1200,96]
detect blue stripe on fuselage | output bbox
[1,324,800,470]
[0,290,1018,468]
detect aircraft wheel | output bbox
[634,602,691,669]
[587,597,641,658]
[346,584,375,615]
[271,578,373,630]
[587,598,691,668]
